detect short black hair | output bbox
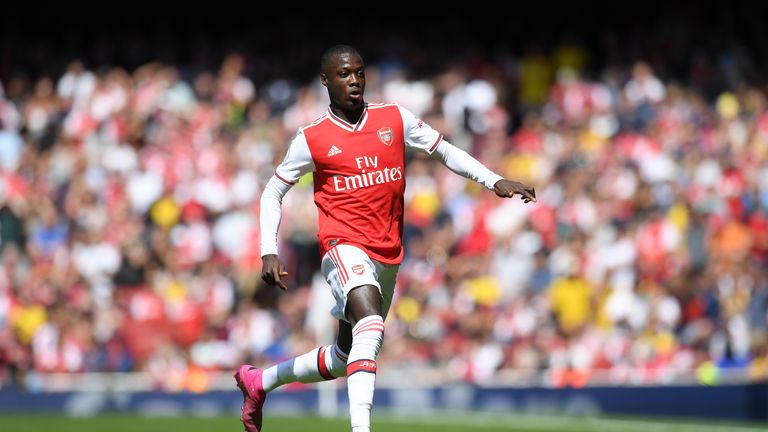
[320,45,362,73]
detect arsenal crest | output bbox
[377,127,393,146]
[352,264,365,275]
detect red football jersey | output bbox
[273,103,442,264]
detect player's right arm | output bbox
[260,130,315,290]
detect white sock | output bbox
[346,315,385,432]
[260,343,348,393]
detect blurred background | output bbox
[0,2,767,428]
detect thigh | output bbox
[321,244,382,323]
[376,263,399,321]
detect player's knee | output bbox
[346,285,382,323]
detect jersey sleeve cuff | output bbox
[427,134,444,154]
[261,245,278,257]
[484,173,504,190]
[274,171,297,185]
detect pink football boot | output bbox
[234,365,267,432]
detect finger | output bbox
[272,269,288,291]
[510,190,528,200]
[279,271,289,277]
[522,188,536,202]
[264,265,280,284]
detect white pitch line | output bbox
[376,413,767,432]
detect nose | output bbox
[349,74,360,85]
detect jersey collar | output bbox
[326,104,369,133]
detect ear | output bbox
[320,73,328,88]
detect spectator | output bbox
[0,35,766,389]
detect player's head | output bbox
[320,45,365,111]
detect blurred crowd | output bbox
[1,39,767,392]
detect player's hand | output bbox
[493,179,536,203]
[261,254,289,290]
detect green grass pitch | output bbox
[0,414,764,432]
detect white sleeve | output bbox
[259,176,291,257]
[274,130,315,185]
[398,105,443,155]
[260,130,315,257]
[431,140,503,190]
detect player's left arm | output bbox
[433,141,536,203]
[398,105,535,203]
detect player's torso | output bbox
[304,104,405,198]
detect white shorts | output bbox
[320,244,399,323]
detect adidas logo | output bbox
[327,145,342,157]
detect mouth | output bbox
[348,89,362,101]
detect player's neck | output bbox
[330,104,365,125]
